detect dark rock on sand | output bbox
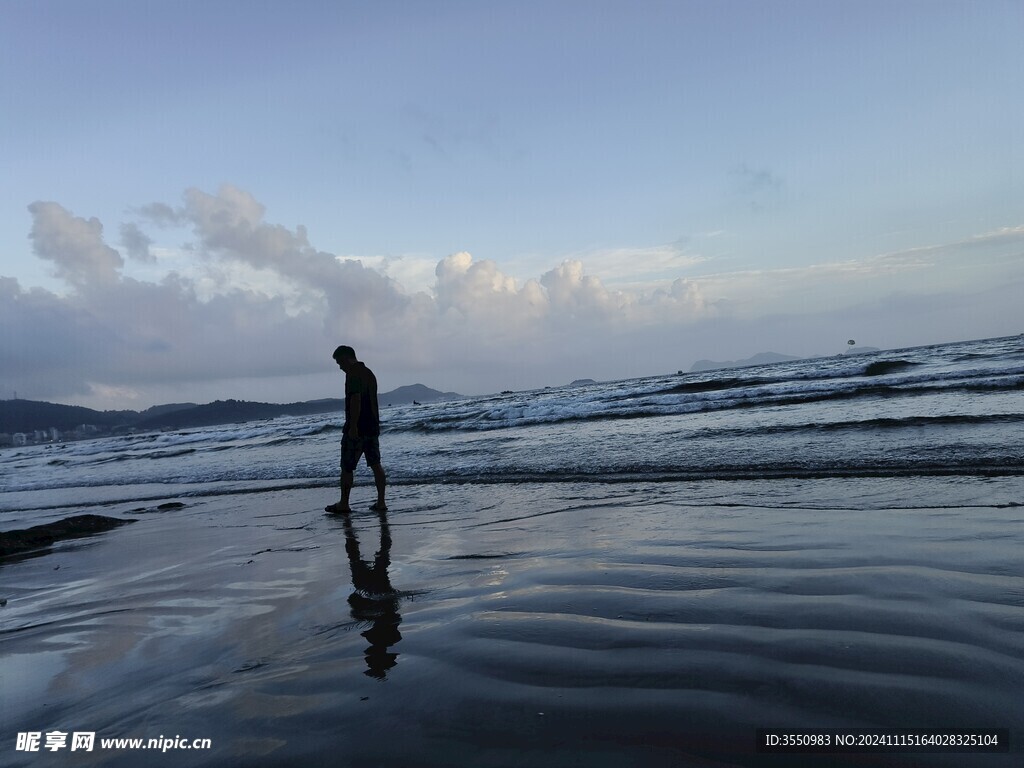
[130,501,187,514]
[0,514,136,560]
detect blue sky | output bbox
[2,0,1022,408]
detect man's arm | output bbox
[347,393,361,438]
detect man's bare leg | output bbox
[326,469,354,513]
[369,463,387,511]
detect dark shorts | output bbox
[341,435,381,473]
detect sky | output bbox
[2,0,1022,410]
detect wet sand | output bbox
[2,480,1022,766]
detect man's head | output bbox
[333,345,357,372]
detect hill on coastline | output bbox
[133,399,345,430]
[1,383,463,436]
[0,400,195,434]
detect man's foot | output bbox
[325,502,352,514]
[369,502,388,512]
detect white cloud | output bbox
[558,244,707,287]
[540,259,617,321]
[119,222,155,263]
[354,253,439,295]
[435,251,546,329]
[28,202,124,288]
[3,186,1020,408]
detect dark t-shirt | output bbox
[345,362,380,437]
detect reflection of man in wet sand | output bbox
[326,345,387,514]
[340,509,402,679]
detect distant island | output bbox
[0,384,463,445]
[379,383,464,407]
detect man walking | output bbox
[326,345,387,514]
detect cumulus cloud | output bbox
[540,259,621,322]
[135,201,184,226]
[4,184,1018,408]
[6,188,713,405]
[120,222,155,262]
[173,186,410,335]
[7,195,335,403]
[28,201,124,288]
[434,251,547,333]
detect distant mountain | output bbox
[1,384,465,437]
[133,398,344,430]
[690,352,802,373]
[139,402,197,418]
[379,384,464,405]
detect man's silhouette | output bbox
[326,345,387,514]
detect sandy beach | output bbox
[2,477,1021,767]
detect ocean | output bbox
[2,334,1022,521]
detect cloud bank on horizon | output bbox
[2,184,1021,410]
